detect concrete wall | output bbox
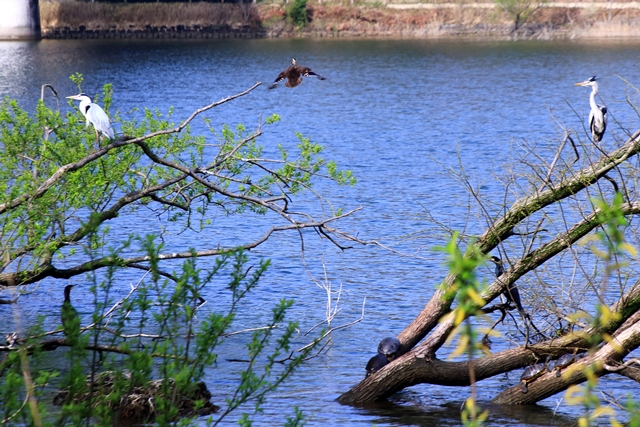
[0,0,41,40]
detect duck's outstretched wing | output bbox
[300,67,326,80]
[269,64,325,89]
[268,69,290,89]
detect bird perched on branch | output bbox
[574,76,607,143]
[488,256,524,313]
[268,58,326,89]
[61,284,80,346]
[67,93,115,146]
[377,336,402,362]
[365,353,389,377]
[364,336,401,377]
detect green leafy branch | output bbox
[0,78,361,288]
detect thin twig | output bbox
[298,297,366,352]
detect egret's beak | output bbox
[574,81,589,87]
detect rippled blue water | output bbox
[2,37,640,426]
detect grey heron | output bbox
[575,76,607,143]
[488,256,524,313]
[67,93,115,144]
[268,58,326,89]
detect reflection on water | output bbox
[1,37,640,426]
[352,398,576,427]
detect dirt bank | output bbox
[38,1,640,40]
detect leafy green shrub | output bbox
[0,75,355,426]
[287,0,309,27]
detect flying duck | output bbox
[268,58,326,89]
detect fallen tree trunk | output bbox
[339,127,640,407]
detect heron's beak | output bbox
[66,95,79,100]
[574,81,588,87]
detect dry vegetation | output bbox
[38,0,640,39]
[306,4,510,36]
[40,1,262,30]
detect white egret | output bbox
[268,58,326,89]
[67,93,115,145]
[575,76,607,143]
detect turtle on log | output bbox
[520,362,547,393]
[553,351,582,377]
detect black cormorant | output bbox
[61,284,80,345]
[365,353,389,377]
[377,337,402,362]
[488,256,524,313]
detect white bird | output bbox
[67,93,115,145]
[575,76,607,143]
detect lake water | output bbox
[2,37,640,426]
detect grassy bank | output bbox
[40,2,263,30]
[38,0,640,39]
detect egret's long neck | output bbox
[589,83,599,111]
[79,98,90,111]
[78,98,91,125]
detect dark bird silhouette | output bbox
[61,284,80,345]
[575,76,607,143]
[365,353,389,377]
[268,58,326,89]
[489,255,505,277]
[377,336,402,362]
[365,336,402,377]
[488,256,524,313]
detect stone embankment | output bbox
[39,1,640,40]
